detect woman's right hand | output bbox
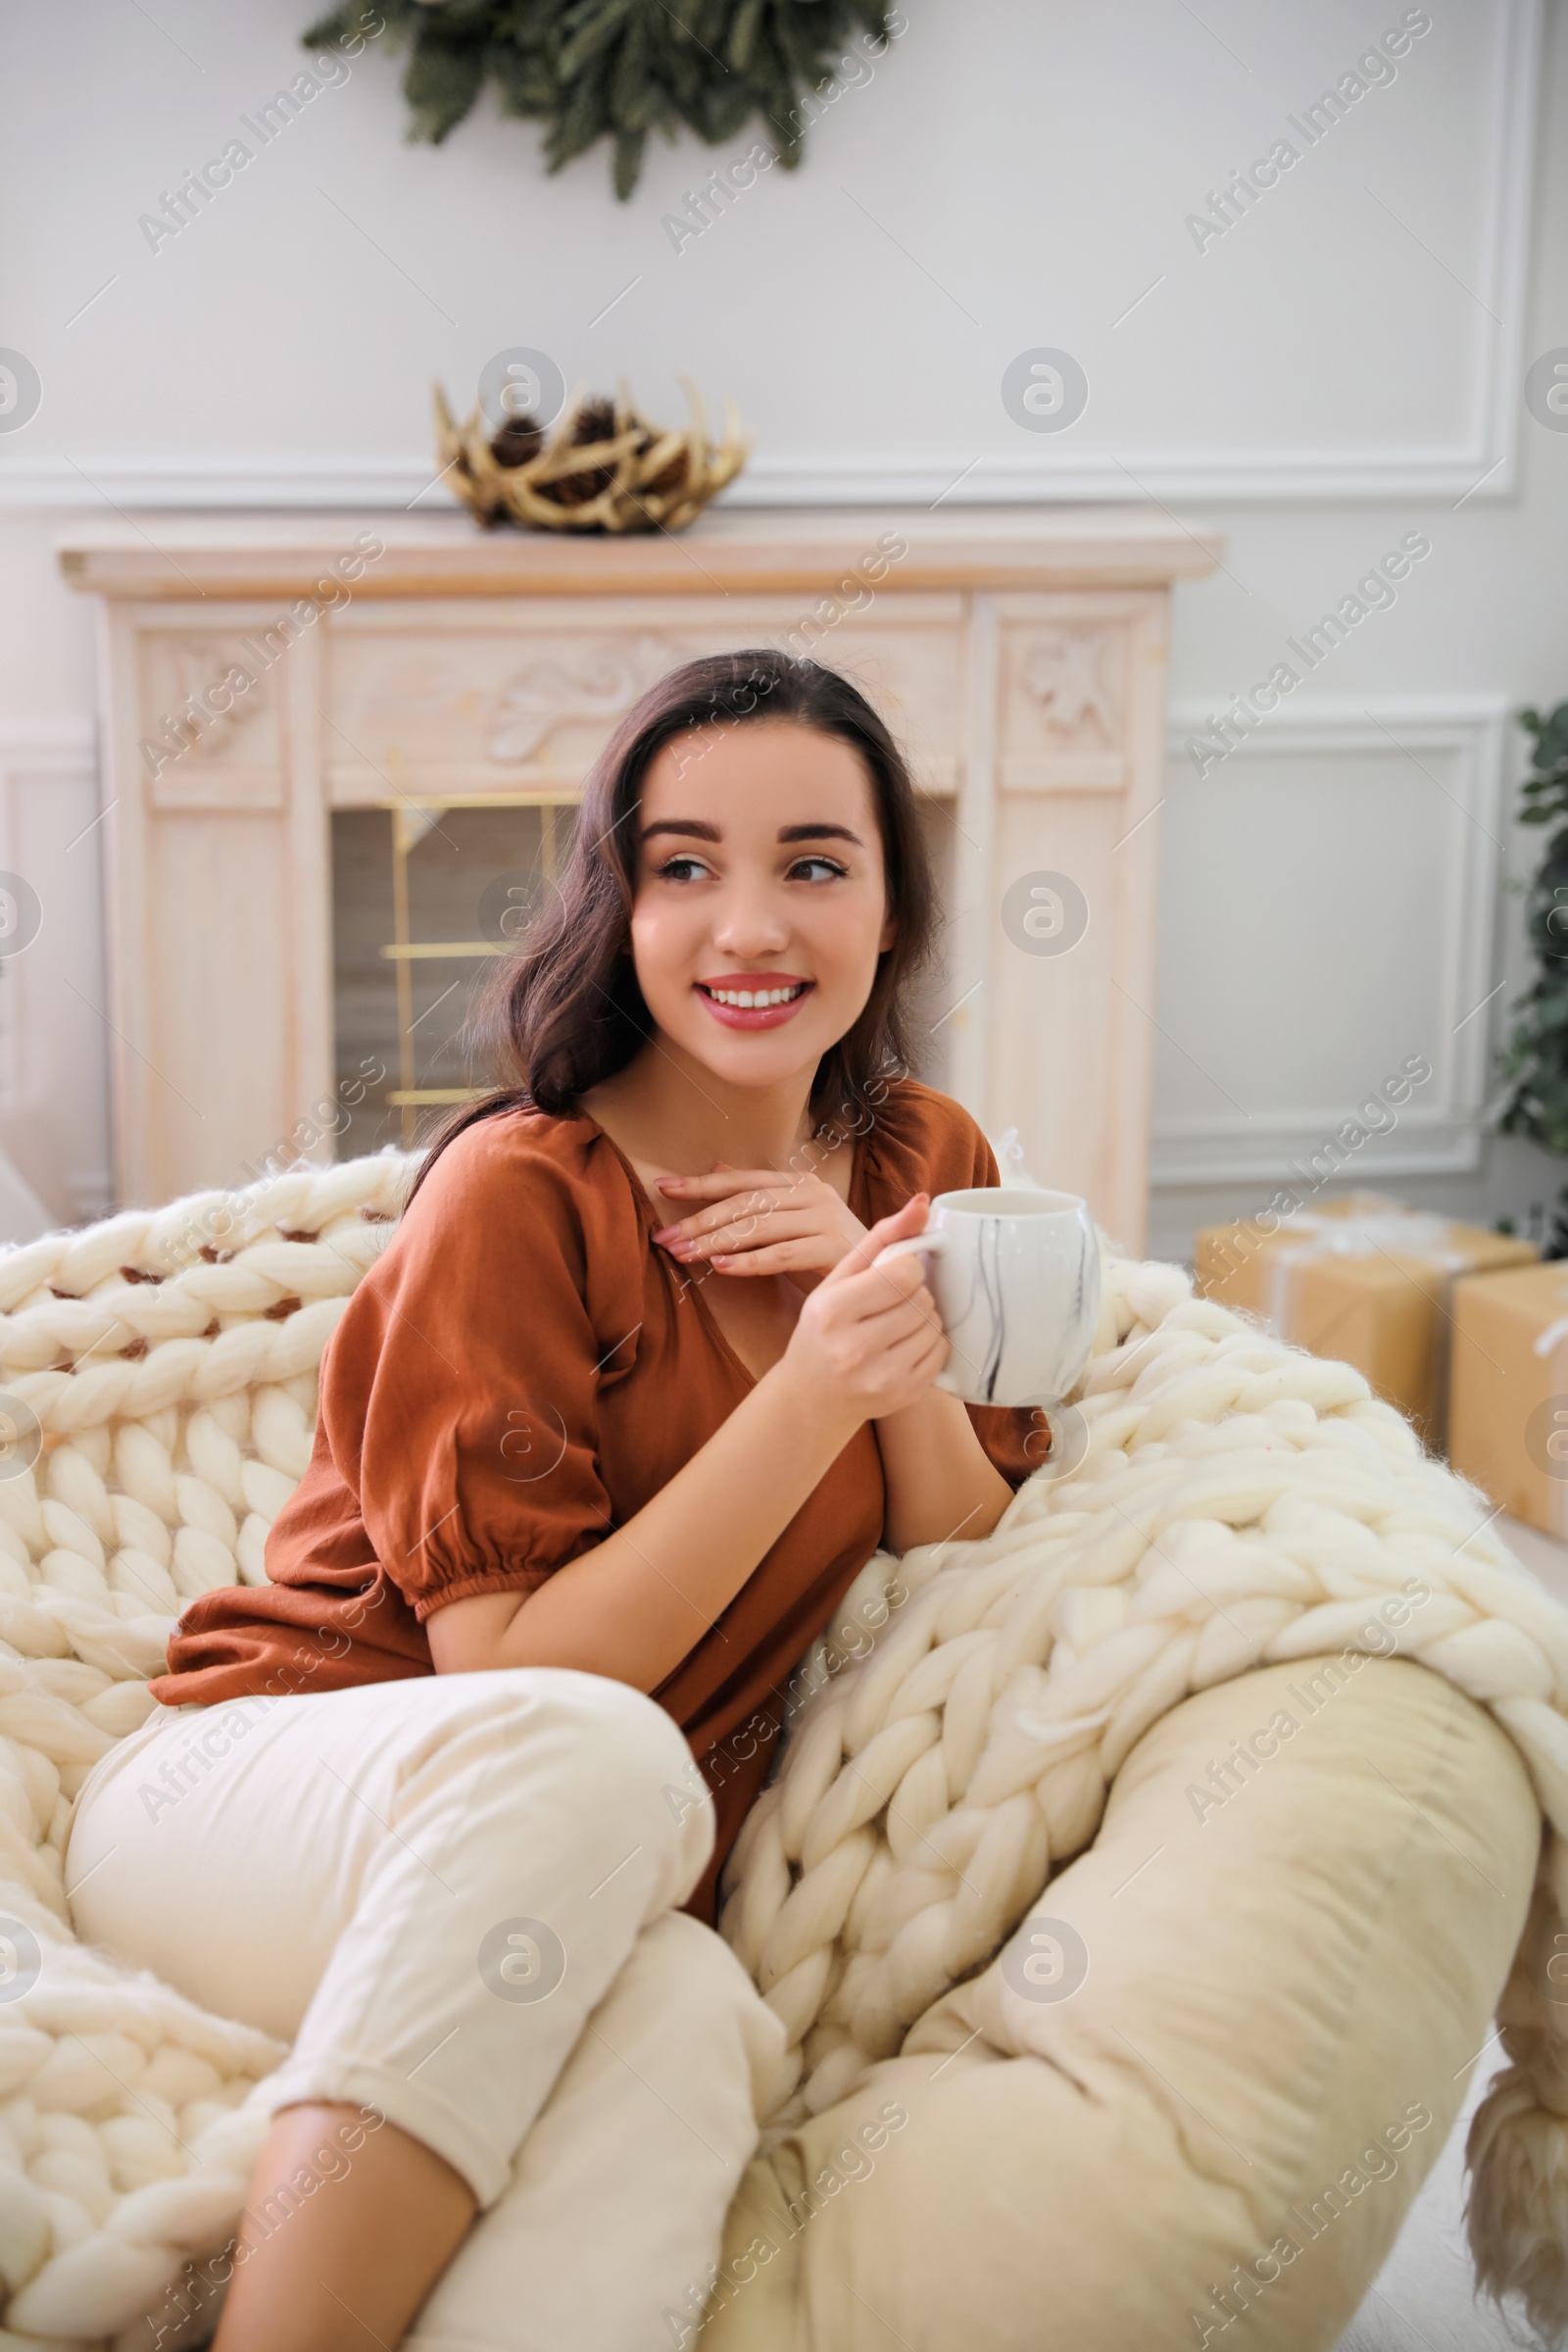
[773,1194,949,1427]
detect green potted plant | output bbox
[1497,701,1568,1251]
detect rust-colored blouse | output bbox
[150,1079,1046,1924]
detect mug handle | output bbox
[871,1231,949,1271]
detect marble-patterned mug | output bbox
[873,1186,1101,1408]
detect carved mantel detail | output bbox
[138,635,277,768]
[488,634,677,763]
[1020,628,1116,738]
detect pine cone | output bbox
[537,399,619,507]
[490,416,545,467]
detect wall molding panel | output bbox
[1152,695,1515,1190]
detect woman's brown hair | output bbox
[407,647,938,1199]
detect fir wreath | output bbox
[1498,702,1568,1169]
[302,0,899,198]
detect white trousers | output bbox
[65,1668,787,2352]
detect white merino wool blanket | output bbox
[0,1152,1566,2346]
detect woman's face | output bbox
[627,717,896,1094]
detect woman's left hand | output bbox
[653,1163,870,1290]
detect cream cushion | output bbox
[707,1653,1539,2351]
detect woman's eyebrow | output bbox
[642,818,720,842]
[778,823,864,846]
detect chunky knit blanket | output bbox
[1,1152,1567,2346]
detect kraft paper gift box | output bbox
[1448,1262,1568,1538]
[1194,1205,1538,1450]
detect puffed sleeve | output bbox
[310,1113,613,1620]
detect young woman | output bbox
[64,650,1046,2352]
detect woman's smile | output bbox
[696,972,814,1028]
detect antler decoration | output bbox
[433,374,750,534]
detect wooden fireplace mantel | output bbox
[60,507,1222,1250]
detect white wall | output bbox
[2,0,1565,1257]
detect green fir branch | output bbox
[302,0,897,194]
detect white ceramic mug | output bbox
[873,1187,1101,1409]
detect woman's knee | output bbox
[540,1668,703,1807]
[426,1667,708,1831]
